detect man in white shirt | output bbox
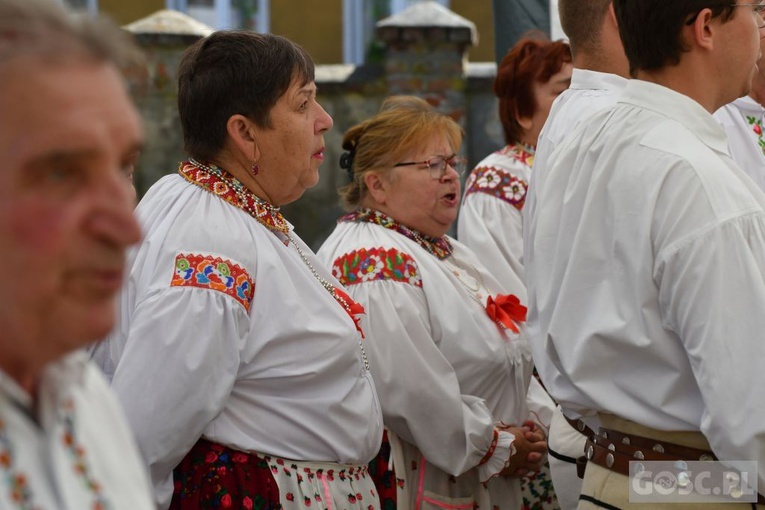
[522,1,628,508]
[525,0,765,508]
[0,0,154,507]
[714,37,765,192]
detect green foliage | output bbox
[233,0,258,30]
[366,0,391,64]
[366,39,387,64]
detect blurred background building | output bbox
[57,0,567,247]
[60,0,564,66]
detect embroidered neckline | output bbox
[339,208,453,260]
[179,161,368,366]
[498,143,536,165]
[179,160,290,235]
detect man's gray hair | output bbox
[0,0,142,68]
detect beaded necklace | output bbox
[182,160,369,370]
[339,208,453,260]
[447,257,489,308]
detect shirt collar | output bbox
[569,68,628,93]
[0,351,89,411]
[339,208,454,260]
[731,94,765,114]
[619,79,729,155]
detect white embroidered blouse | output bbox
[0,351,154,510]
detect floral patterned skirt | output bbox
[520,461,560,510]
[171,438,381,510]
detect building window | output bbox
[186,0,218,28]
[343,0,450,65]
[390,0,448,12]
[166,0,269,31]
[61,0,99,13]
[343,0,386,65]
[232,0,269,32]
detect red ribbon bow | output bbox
[333,286,366,338]
[485,294,527,333]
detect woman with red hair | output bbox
[458,35,572,510]
[459,35,572,289]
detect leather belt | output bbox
[564,414,596,439]
[584,429,717,476]
[595,427,717,462]
[581,428,765,505]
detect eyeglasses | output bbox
[686,3,765,27]
[393,154,467,179]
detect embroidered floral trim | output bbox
[332,248,423,288]
[61,399,110,510]
[746,115,765,156]
[339,209,453,260]
[266,455,377,508]
[464,144,534,210]
[179,161,290,235]
[497,142,535,166]
[171,253,255,312]
[264,456,371,493]
[0,419,40,510]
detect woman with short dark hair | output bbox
[103,30,383,510]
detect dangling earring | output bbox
[251,162,260,176]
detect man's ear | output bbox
[364,171,389,205]
[226,114,260,161]
[688,8,715,52]
[606,1,618,30]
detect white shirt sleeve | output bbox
[458,192,526,293]
[525,376,555,433]
[110,286,248,509]
[656,213,765,487]
[349,279,514,481]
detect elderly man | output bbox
[522,1,629,507]
[0,0,154,507]
[525,0,765,508]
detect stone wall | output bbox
[129,4,504,250]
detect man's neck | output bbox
[636,64,721,113]
[573,52,629,79]
[749,78,765,107]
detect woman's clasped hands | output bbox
[497,420,548,478]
